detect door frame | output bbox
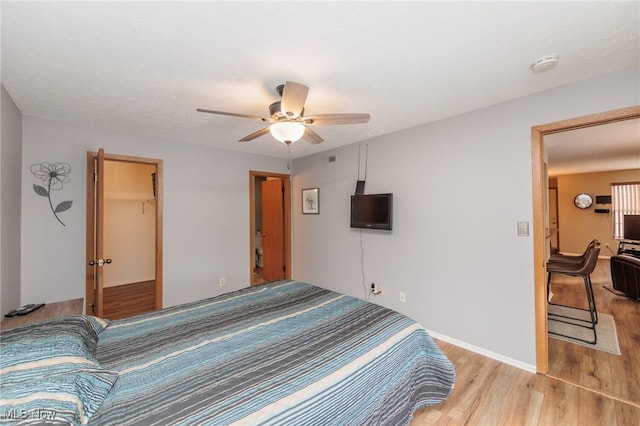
[249,170,291,285]
[532,105,640,373]
[86,151,164,315]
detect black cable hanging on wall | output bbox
[357,144,370,300]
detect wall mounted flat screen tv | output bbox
[350,193,393,230]
[624,214,640,241]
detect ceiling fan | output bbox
[197,81,370,145]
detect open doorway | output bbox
[249,170,291,285]
[531,106,640,401]
[86,150,163,319]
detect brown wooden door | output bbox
[261,178,285,281]
[86,148,105,316]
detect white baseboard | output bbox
[426,328,537,374]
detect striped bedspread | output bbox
[91,281,455,425]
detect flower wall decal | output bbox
[30,162,73,226]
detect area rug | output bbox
[603,285,627,297]
[548,305,621,355]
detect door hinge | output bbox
[93,172,97,182]
[282,265,286,272]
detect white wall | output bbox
[103,161,157,287]
[21,117,288,307]
[1,84,22,315]
[103,199,156,287]
[291,66,640,369]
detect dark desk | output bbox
[618,239,640,259]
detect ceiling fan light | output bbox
[269,121,305,144]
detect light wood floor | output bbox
[412,340,640,425]
[253,269,268,286]
[413,257,640,425]
[546,257,640,406]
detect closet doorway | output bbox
[86,149,163,319]
[249,171,291,285]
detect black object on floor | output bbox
[4,303,46,317]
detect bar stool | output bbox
[547,241,600,344]
[549,239,598,264]
[546,239,599,297]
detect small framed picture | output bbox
[302,188,320,214]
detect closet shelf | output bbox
[104,194,155,201]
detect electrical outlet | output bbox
[371,283,384,296]
[399,291,406,303]
[219,277,225,286]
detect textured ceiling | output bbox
[545,118,640,176]
[2,1,639,161]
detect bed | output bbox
[1,281,455,425]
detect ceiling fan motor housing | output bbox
[269,101,282,118]
[269,101,304,120]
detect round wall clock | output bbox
[574,193,593,209]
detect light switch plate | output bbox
[517,221,529,236]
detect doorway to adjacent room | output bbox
[532,105,640,375]
[249,171,291,285]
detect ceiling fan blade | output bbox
[238,127,271,142]
[303,113,370,126]
[197,108,269,122]
[280,81,309,119]
[302,127,324,145]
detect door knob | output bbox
[88,259,113,266]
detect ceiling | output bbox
[545,118,640,176]
[2,1,639,162]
